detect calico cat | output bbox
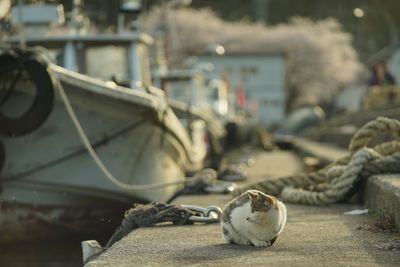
[221,190,286,247]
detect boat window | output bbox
[85,45,130,85]
[164,80,192,104]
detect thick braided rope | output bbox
[349,116,400,154]
[234,117,400,205]
[280,148,381,204]
[232,171,328,197]
[235,149,400,198]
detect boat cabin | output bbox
[8,3,153,89]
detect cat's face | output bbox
[247,190,276,212]
[246,190,277,223]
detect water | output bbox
[0,233,111,267]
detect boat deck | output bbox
[86,150,400,266]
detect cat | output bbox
[221,190,286,247]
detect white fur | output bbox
[221,197,286,247]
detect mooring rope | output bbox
[82,202,196,264]
[349,116,400,154]
[82,202,223,264]
[104,203,196,248]
[235,116,400,205]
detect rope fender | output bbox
[235,116,400,205]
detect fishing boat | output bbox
[155,69,226,168]
[0,3,205,243]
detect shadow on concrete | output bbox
[168,243,268,264]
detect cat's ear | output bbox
[246,190,259,200]
[264,195,277,207]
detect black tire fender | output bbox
[0,50,54,137]
[0,142,4,173]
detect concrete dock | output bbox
[86,150,400,267]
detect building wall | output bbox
[198,54,286,126]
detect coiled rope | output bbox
[235,116,400,205]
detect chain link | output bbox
[180,204,222,223]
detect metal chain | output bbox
[180,204,222,223]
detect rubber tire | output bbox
[0,52,54,137]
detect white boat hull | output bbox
[0,64,205,242]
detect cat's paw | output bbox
[235,239,252,246]
[228,235,252,245]
[250,239,272,247]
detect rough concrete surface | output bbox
[86,151,400,267]
[365,175,400,231]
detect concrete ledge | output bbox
[84,151,400,266]
[365,175,400,230]
[292,137,348,165]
